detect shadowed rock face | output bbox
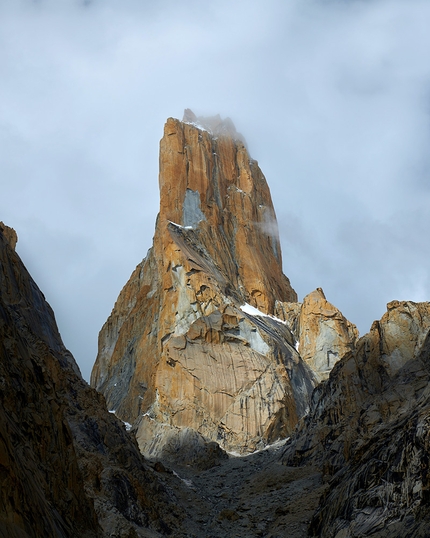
[282,300,430,537]
[91,113,318,457]
[0,224,187,537]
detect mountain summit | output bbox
[91,112,322,458]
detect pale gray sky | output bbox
[1,0,430,381]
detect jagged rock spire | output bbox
[91,114,314,457]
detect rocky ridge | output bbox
[282,300,430,536]
[0,223,197,537]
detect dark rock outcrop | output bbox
[282,300,430,537]
[0,223,186,537]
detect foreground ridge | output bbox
[0,223,190,537]
[283,300,430,536]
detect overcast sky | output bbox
[1,0,430,381]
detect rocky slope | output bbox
[0,222,195,538]
[92,111,343,458]
[282,300,430,537]
[156,439,327,538]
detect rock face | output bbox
[282,300,430,537]
[91,112,318,457]
[274,289,358,381]
[0,224,189,537]
[297,288,358,381]
[0,221,17,250]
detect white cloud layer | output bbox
[1,0,430,380]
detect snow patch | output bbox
[109,409,132,431]
[240,303,287,325]
[241,303,267,317]
[141,412,156,422]
[172,470,194,488]
[168,220,193,230]
[183,121,209,133]
[226,438,290,458]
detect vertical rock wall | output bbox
[91,114,318,456]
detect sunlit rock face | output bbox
[282,300,430,537]
[0,224,186,537]
[91,112,318,456]
[0,221,17,250]
[292,288,358,381]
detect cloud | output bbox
[1,0,430,378]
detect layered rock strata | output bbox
[91,112,319,457]
[282,300,430,537]
[0,224,188,537]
